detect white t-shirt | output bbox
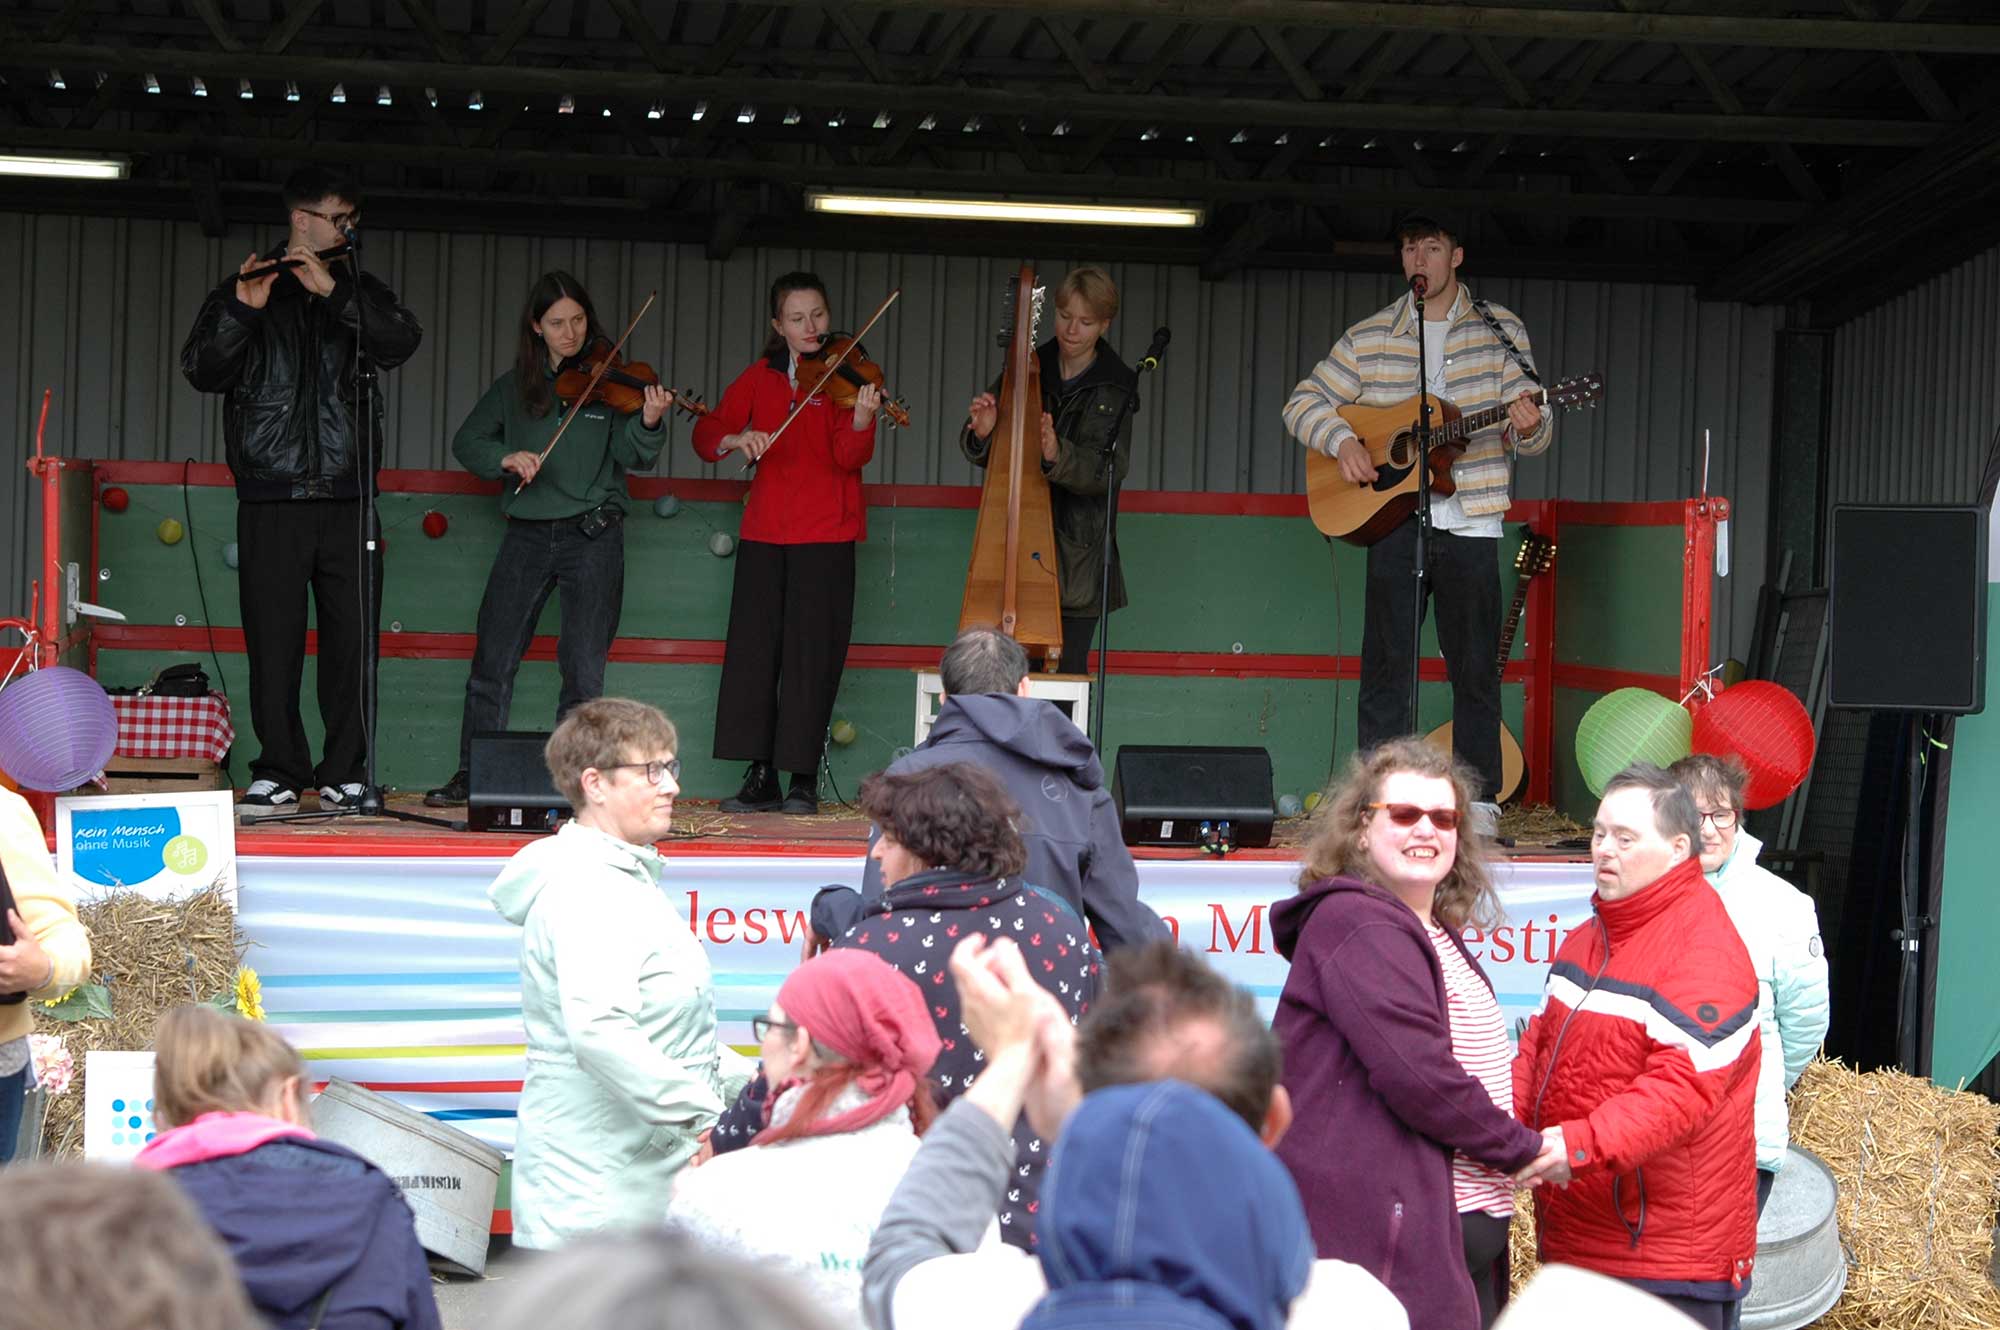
[1419,314,1502,539]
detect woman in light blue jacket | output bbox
[490,699,738,1249]
[1672,754,1831,1212]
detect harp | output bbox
[958,264,1064,667]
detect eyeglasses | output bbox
[750,1016,797,1041]
[298,205,359,229]
[1368,802,1460,831]
[601,758,681,785]
[1697,808,1739,829]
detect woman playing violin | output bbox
[692,271,881,815]
[425,271,674,807]
[961,266,1138,675]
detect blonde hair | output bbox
[544,698,679,806]
[153,1004,309,1129]
[0,1162,264,1330]
[1295,737,1500,931]
[1055,266,1119,322]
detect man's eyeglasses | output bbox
[298,205,360,230]
[1368,802,1461,831]
[750,1016,797,1041]
[602,758,682,785]
[1697,808,1739,829]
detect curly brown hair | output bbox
[1295,737,1500,931]
[857,762,1027,881]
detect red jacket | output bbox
[1512,855,1761,1290]
[691,351,876,544]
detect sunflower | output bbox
[233,967,266,1023]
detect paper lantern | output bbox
[1693,681,1815,810]
[0,666,119,791]
[653,494,682,518]
[101,487,130,513]
[157,518,184,545]
[422,511,449,539]
[1575,687,1693,796]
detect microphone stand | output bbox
[1407,276,1433,737]
[1090,380,1142,753]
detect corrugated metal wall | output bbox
[1828,243,2000,509]
[1,211,1780,654]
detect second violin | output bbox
[796,336,911,429]
[556,339,710,420]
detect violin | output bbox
[555,340,709,420]
[797,335,911,429]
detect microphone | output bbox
[1137,326,1171,373]
[337,219,358,243]
[1409,274,1428,296]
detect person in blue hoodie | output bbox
[810,626,1167,952]
[1027,1079,1315,1330]
[135,1004,441,1330]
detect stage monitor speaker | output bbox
[468,730,571,833]
[1828,504,1987,713]
[1112,745,1274,851]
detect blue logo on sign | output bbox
[69,807,183,887]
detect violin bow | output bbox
[522,289,660,486]
[741,286,902,473]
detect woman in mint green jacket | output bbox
[489,698,741,1248]
[427,272,674,807]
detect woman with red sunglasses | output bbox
[1269,738,1558,1330]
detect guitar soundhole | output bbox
[1373,431,1417,492]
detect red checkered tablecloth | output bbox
[111,692,236,763]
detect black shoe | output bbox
[720,761,784,813]
[781,775,819,816]
[425,770,470,807]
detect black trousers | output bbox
[1059,613,1100,676]
[237,498,380,790]
[1358,520,1504,800]
[1459,1209,1512,1330]
[454,517,625,770]
[713,540,856,776]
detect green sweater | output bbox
[453,367,666,520]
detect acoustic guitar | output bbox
[1305,372,1604,545]
[1425,530,1556,804]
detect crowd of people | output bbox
[0,624,1829,1330]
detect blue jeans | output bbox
[455,515,626,769]
[0,1066,26,1164]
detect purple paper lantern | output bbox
[0,666,118,791]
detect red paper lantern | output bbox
[422,510,449,539]
[1692,681,1815,810]
[101,486,130,513]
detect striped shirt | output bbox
[1282,284,1554,518]
[1427,922,1518,1217]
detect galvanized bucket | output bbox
[310,1078,506,1276]
[1742,1145,1847,1330]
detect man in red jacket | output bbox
[1513,763,1761,1330]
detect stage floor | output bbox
[234,792,1592,862]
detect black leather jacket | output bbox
[961,338,1139,616]
[180,251,423,501]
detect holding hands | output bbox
[1513,1125,1574,1189]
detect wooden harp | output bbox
[959,265,1064,666]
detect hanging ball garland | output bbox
[830,719,857,746]
[422,510,449,539]
[1277,793,1304,818]
[709,531,736,558]
[157,518,185,546]
[653,494,682,519]
[1575,687,1693,796]
[222,542,240,569]
[101,487,131,513]
[1692,680,1815,810]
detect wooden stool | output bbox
[914,670,1093,745]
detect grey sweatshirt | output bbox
[860,1098,1016,1330]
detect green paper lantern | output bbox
[1575,688,1693,796]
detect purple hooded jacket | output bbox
[1271,875,1544,1330]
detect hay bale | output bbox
[30,885,242,1157]
[1509,1199,1540,1293]
[1498,803,1589,847]
[1790,1057,2000,1329]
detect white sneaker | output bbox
[318,783,368,809]
[240,779,298,808]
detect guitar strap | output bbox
[1471,299,1543,387]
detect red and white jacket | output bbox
[1512,854,1761,1290]
[691,350,877,545]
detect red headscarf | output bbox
[771,949,942,1140]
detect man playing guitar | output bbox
[1283,211,1554,815]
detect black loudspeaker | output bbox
[1112,745,1275,851]
[1828,505,1987,713]
[468,730,572,833]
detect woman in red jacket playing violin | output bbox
[692,272,881,815]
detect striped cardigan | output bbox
[1283,285,1554,519]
